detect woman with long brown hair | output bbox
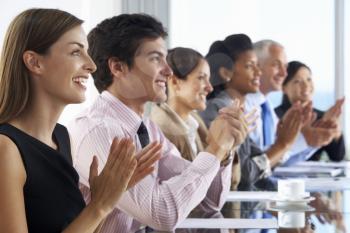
[0,8,152,233]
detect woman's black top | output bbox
[0,123,85,233]
[275,101,345,161]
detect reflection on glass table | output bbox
[149,190,348,233]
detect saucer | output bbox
[267,202,315,212]
[269,195,315,203]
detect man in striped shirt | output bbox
[68,14,248,233]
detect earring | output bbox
[226,77,231,82]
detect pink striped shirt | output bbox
[68,91,232,233]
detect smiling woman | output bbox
[150,47,213,160]
[149,46,243,219]
[275,61,346,162]
[0,8,139,233]
[29,25,96,105]
[199,33,299,193]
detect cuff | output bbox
[252,153,272,177]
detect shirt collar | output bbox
[186,114,199,134]
[101,90,144,136]
[246,92,267,105]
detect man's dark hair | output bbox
[88,14,167,93]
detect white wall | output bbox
[169,0,350,152]
[169,0,334,109]
[1,0,86,54]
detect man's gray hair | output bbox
[253,39,284,63]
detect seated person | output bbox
[69,14,246,233]
[200,34,304,191]
[150,47,243,218]
[275,61,345,161]
[0,8,141,233]
[150,47,214,162]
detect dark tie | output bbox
[261,101,273,147]
[137,122,152,232]
[137,122,150,148]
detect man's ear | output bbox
[108,57,127,79]
[23,50,42,75]
[218,67,233,82]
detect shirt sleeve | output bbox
[199,99,221,128]
[72,123,112,187]
[238,138,271,190]
[73,122,231,231]
[281,132,318,166]
[198,161,232,213]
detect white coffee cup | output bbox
[278,179,306,200]
[278,211,305,228]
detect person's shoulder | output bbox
[67,111,114,149]
[70,94,111,124]
[0,134,26,202]
[246,92,264,105]
[150,103,187,132]
[67,100,112,133]
[70,115,113,135]
[0,134,18,152]
[206,95,227,109]
[0,124,21,149]
[145,116,176,143]
[149,103,169,124]
[55,123,68,133]
[274,105,284,118]
[145,116,162,133]
[0,134,25,175]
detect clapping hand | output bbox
[88,138,137,216]
[127,142,162,188]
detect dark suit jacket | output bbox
[199,91,272,191]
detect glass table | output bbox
[149,176,350,233]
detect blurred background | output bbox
[1,0,349,154]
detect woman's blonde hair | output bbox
[0,8,83,123]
